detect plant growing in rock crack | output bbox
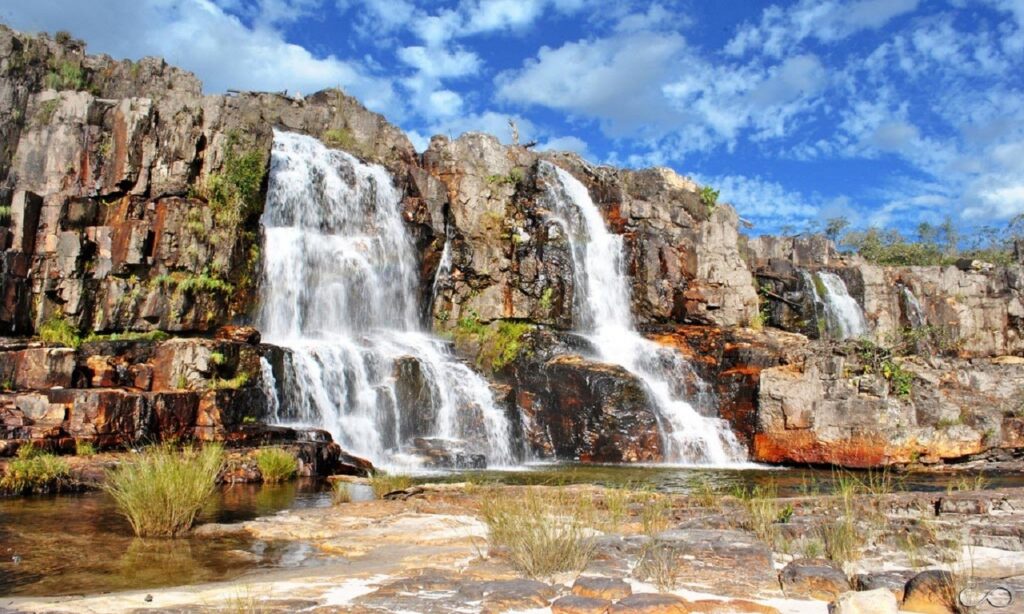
[254,447,298,483]
[478,486,597,580]
[739,483,782,543]
[699,185,719,216]
[103,443,224,537]
[635,541,681,591]
[38,314,82,349]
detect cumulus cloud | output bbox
[697,174,821,227]
[726,0,919,57]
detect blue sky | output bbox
[3,0,1024,235]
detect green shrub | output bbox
[83,330,170,344]
[322,128,356,150]
[199,132,265,222]
[208,372,249,390]
[479,487,597,579]
[699,185,719,215]
[104,444,225,537]
[454,314,533,372]
[153,271,234,296]
[254,447,298,483]
[369,471,412,498]
[43,59,86,91]
[75,440,97,457]
[0,444,71,494]
[38,314,81,349]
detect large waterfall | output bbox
[540,163,746,465]
[803,270,868,340]
[258,131,513,468]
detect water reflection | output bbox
[0,479,328,597]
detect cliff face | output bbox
[2,25,1024,470]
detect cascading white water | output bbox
[806,271,868,340]
[900,284,927,328]
[540,162,746,465]
[258,130,513,468]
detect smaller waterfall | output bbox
[900,284,927,328]
[540,162,746,465]
[804,270,868,340]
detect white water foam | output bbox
[540,162,746,465]
[257,130,513,469]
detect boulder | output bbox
[779,560,851,601]
[552,595,613,614]
[572,576,632,601]
[901,570,957,614]
[609,593,690,613]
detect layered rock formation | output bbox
[2,24,1024,471]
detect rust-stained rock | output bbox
[901,570,958,614]
[608,593,690,613]
[779,559,850,601]
[552,594,612,614]
[572,576,632,601]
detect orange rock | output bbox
[552,594,612,614]
[609,593,690,613]
[572,577,632,601]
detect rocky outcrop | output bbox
[425,134,759,332]
[754,343,1024,466]
[0,24,414,336]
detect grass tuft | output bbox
[39,314,81,349]
[0,444,71,494]
[103,444,224,537]
[369,471,412,499]
[253,447,298,483]
[478,487,597,579]
[75,440,97,456]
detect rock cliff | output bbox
[2,24,1023,471]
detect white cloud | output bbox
[497,32,687,136]
[726,0,919,57]
[698,174,821,226]
[537,135,590,156]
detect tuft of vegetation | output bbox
[34,98,60,125]
[195,132,266,224]
[38,314,82,349]
[454,312,534,372]
[853,339,915,398]
[43,59,86,91]
[737,483,782,543]
[253,448,298,483]
[478,487,597,580]
[103,444,225,537]
[0,444,71,494]
[83,330,170,344]
[539,287,555,312]
[322,127,357,151]
[0,205,11,225]
[75,440,97,457]
[699,185,719,215]
[332,480,352,505]
[208,373,250,391]
[369,471,412,499]
[486,168,524,187]
[635,542,681,591]
[153,271,234,296]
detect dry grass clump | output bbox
[369,471,413,498]
[104,444,224,537]
[478,487,597,579]
[253,447,298,483]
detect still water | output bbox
[2,464,1021,597]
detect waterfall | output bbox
[539,162,746,465]
[803,270,868,340]
[900,284,927,328]
[257,130,513,469]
